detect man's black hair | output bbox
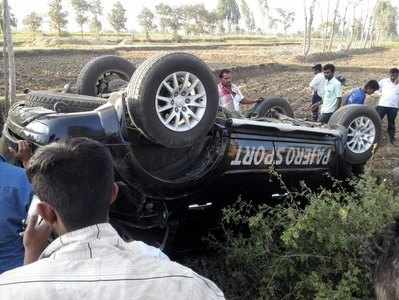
[312,64,322,72]
[27,138,114,231]
[219,69,232,79]
[389,68,399,75]
[323,64,335,73]
[365,80,379,91]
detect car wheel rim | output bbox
[155,71,207,132]
[346,116,376,154]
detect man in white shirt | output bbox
[309,64,325,121]
[0,138,225,300]
[218,69,261,112]
[376,68,399,145]
[317,64,342,124]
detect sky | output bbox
[7,0,399,34]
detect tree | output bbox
[240,0,256,32]
[167,7,185,40]
[2,0,16,115]
[204,10,220,34]
[71,0,90,38]
[374,0,398,40]
[180,4,219,35]
[327,0,340,52]
[48,0,68,36]
[155,3,170,33]
[0,2,17,32]
[217,0,241,33]
[258,0,269,32]
[22,12,43,33]
[155,4,184,41]
[88,0,102,37]
[138,7,156,40]
[303,0,317,59]
[108,1,127,33]
[275,8,295,34]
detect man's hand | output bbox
[256,97,264,103]
[23,214,52,265]
[310,102,321,112]
[8,140,32,168]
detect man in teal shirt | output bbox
[319,64,342,124]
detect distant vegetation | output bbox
[0,0,398,57]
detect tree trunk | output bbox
[346,20,356,50]
[360,0,370,47]
[303,0,317,60]
[341,2,350,39]
[80,25,84,39]
[346,3,357,50]
[322,0,331,52]
[2,22,9,121]
[303,0,309,58]
[3,0,16,108]
[327,0,340,52]
[363,15,373,48]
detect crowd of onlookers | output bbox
[309,63,399,145]
[218,64,399,145]
[0,63,398,299]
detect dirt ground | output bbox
[1,44,398,175]
[0,44,303,94]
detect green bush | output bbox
[195,175,399,300]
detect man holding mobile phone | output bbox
[0,141,33,273]
[0,138,225,299]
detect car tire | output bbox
[25,91,106,113]
[252,97,294,118]
[126,52,219,148]
[77,55,136,97]
[329,105,381,164]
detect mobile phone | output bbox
[27,195,43,225]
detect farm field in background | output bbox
[0,42,398,177]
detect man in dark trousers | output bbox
[377,68,399,145]
[309,64,324,121]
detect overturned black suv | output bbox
[0,53,382,249]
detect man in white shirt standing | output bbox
[309,64,325,121]
[377,68,399,145]
[0,138,225,300]
[318,64,342,124]
[218,69,261,112]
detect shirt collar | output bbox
[40,223,120,259]
[0,154,6,162]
